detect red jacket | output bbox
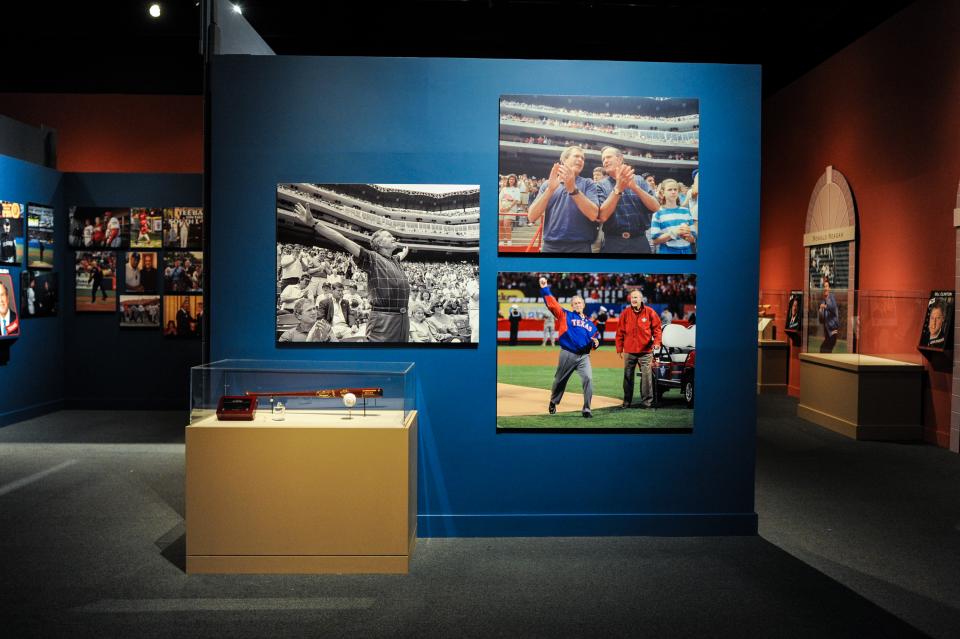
[615,304,662,354]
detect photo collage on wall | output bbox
[275,184,479,346]
[1,200,60,326]
[69,206,204,335]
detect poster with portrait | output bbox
[1,201,25,266]
[918,291,954,351]
[785,291,803,333]
[498,95,699,257]
[276,183,479,346]
[119,294,161,329]
[74,251,117,313]
[68,207,130,249]
[0,271,20,337]
[496,271,695,432]
[806,242,851,353]
[129,208,164,248]
[163,207,203,249]
[20,270,58,318]
[163,295,202,338]
[122,251,160,294]
[26,203,54,269]
[162,251,203,293]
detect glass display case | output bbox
[190,359,415,427]
[758,289,790,341]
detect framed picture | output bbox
[119,294,161,329]
[276,183,479,346]
[918,290,954,351]
[785,291,803,333]
[163,295,203,338]
[74,251,117,312]
[68,207,130,249]
[20,270,58,318]
[163,207,203,249]
[130,208,164,248]
[26,203,54,269]
[496,271,695,432]
[0,271,20,337]
[122,251,160,294]
[806,242,852,354]
[498,95,699,257]
[1,200,25,266]
[162,251,203,293]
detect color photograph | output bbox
[119,294,161,329]
[163,207,203,249]
[1,200,25,266]
[162,251,203,293]
[918,291,954,351]
[276,183,479,345]
[806,242,851,353]
[74,251,117,312]
[163,295,202,338]
[122,251,160,294]
[20,270,58,318]
[786,291,803,333]
[130,208,163,248]
[68,207,130,249]
[497,271,695,431]
[0,272,20,337]
[26,203,54,269]
[498,95,699,257]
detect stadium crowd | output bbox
[497,272,696,307]
[500,113,699,146]
[500,100,699,124]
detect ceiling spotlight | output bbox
[232,3,242,14]
[148,2,161,18]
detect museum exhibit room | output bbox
[1,0,959,636]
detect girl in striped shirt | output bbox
[650,178,697,255]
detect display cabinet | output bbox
[186,359,418,574]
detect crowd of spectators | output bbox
[500,112,698,147]
[500,100,699,124]
[497,272,696,307]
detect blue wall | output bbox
[61,173,203,410]
[0,154,66,424]
[210,56,761,536]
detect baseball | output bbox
[342,392,357,408]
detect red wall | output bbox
[761,0,960,446]
[0,93,202,173]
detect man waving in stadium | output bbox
[296,202,411,342]
[539,275,600,418]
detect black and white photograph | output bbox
[26,203,54,269]
[498,95,699,257]
[163,207,203,249]
[918,290,954,351]
[68,207,130,249]
[20,270,58,318]
[276,183,479,345]
[1,200,25,265]
[162,251,203,293]
[119,294,161,329]
[123,251,160,294]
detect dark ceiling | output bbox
[0,0,917,98]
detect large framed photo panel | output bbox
[496,271,696,432]
[0,271,20,337]
[1,200,25,266]
[276,183,479,346]
[918,290,954,351]
[26,203,54,269]
[74,251,117,313]
[498,95,699,257]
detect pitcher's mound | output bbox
[496,383,621,416]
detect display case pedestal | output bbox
[757,340,789,394]
[186,410,417,574]
[797,354,922,441]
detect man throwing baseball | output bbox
[539,276,600,418]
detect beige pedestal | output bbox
[186,410,417,574]
[757,340,789,394]
[797,354,922,441]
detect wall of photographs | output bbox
[210,56,762,536]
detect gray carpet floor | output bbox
[0,398,956,638]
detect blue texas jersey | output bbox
[541,286,598,354]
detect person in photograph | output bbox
[596,146,660,254]
[616,289,662,409]
[787,296,801,331]
[136,210,151,245]
[0,218,16,264]
[427,301,462,343]
[165,219,178,246]
[164,320,177,337]
[499,174,521,246]
[527,145,601,253]
[296,202,411,342]
[179,214,191,248]
[25,278,36,316]
[279,297,328,343]
[91,216,105,247]
[40,279,54,314]
[89,259,108,303]
[818,278,839,353]
[82,218,94,247]
[541,309,556,347]
[0,278,19,335]
[645,174,657,192]
[140,253,158,293]
[650,179,697,254]
[595,306,609,346]
[125,253,142,292]
[176,299,193,336]
[592,167,604,183]
[316,282,359,341]
[924,299,947,348]
[105,214,122,248]
[539,276,600,418]
[409,305,437,343]
[279,274,312,312]
[508,304,522,346]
